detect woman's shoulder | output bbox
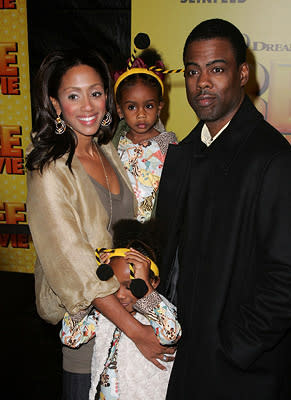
[26,154,82,194]
[27,153,70,176]
[100,140,122,164]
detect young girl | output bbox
[113,50,178,222]
[60,219,181,400]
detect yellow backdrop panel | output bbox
[132,0,291,143]
[0,0,36,273]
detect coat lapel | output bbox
[203,96,264,172]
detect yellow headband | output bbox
[114,67,164,96]
[95,247,159,278]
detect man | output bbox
[156,19,291,399]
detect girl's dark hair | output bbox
[115,48,164,104]
[26,48,117,173]
[112,218,161,280]
[183,18,247,67]
[116,74,163,104]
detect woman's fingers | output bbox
[162,346,176,354]
[159,354,175,362]
[151,358,167,370]
[132,325,177,370]
[133,325,175,369]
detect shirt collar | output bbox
[201,121,231,147]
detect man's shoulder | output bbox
[234,96,290,154]
[251,117,290,153]
[179,121,203,145]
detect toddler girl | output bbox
[113,50,178,222]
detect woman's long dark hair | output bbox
[26,48,118,173]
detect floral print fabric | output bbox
[117,131,177,222]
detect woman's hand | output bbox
[93,294,175,370]
[132,324,176,370]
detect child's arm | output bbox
[124,248,182,346]
[60,308,100,348]
[133,291,182,346]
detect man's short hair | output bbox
[183,18,247,66]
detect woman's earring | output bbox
[101,112,112,127]
[54,114,66,135]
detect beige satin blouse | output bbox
[26,140,137,325]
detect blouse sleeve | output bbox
[26,163,119,319]
[60,309,100,348]
[133,291,182,345]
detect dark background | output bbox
[1,1,131,398]
[27,0,131,82]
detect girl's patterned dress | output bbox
[60,291,181,400]
[117,131,177,222]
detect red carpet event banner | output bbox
[132,0,291,143]
[0,0,35,272]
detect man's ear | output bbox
[50,96,61,116]
[116,103,124,119]
[239,62,249,87]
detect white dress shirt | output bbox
[201,121,230,147]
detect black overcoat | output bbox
[156,96,291,399]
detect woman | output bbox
[26,49,173,400]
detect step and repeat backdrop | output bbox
[132,0,291,143]
[0,0,290,273]
[0,0,35,272]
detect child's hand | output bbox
[99,252,110,264]
[124,248,154,293]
